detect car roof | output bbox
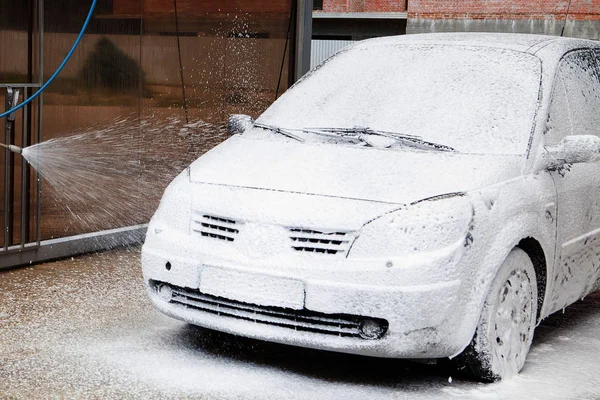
[355,32,600,62]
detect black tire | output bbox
[455,248,538,382]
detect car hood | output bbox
[190,135,524,205]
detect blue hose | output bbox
[0,0,97,120]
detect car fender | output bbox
[448,173,557,355]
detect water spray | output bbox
[0,0,96,162]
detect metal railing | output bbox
[2,85,42,252]
[1,0,44,254]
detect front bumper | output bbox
[142,228,466,359]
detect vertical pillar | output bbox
[295,0,313,81]
[4,88,18,248]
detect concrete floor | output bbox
[2,248,600,399]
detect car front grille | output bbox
[288,228,354,255]
[192,214,240,242]
[152,281,387,339]
[192,212,356,256]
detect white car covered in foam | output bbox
[142,33,600,381]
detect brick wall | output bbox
[322,0,407,13]
[119,0,600,19]
[568,0,600,20]
[408,0,600,20]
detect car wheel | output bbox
[456,248,538,382]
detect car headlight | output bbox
[348,195,474,258]
[147,167,192,235]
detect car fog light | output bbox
[158,284,173,302]
[359,318,386,340]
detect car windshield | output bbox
[256,44,542,155]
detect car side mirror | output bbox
[227,114,254,135]
[538,135,600,172]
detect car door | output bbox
[546,49,600,314]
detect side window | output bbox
[545,71,571,146]
[546,50,600,146]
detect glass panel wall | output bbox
[1,0,294,242]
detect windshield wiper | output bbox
[254,122,305,142]
[303,126,455,152]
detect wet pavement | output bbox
[1,247,600,399]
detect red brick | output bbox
[323,0,407,12]
[408,0,600,21]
